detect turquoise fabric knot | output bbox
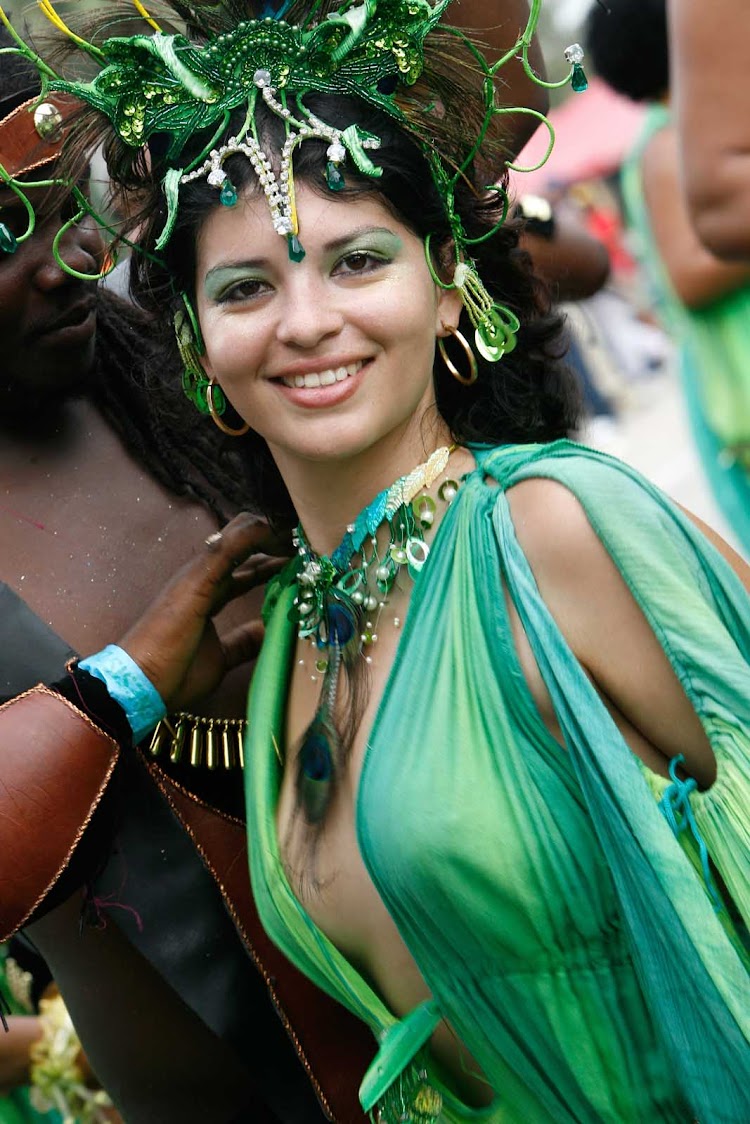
[359,999,441,1112]
[659,755,722,912]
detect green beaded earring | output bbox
[174,293,212,415]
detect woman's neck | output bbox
[271,416,452,556]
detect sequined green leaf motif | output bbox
[45,1,453,158]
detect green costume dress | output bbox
[621,103,750,556]
[245,442,750,1123]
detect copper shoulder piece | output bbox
[0,684,119,939]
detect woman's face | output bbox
[195,182,461,470]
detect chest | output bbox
[0,405,261,716]
[0,405,218,651]
[277,602,408,968]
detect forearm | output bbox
[0,1016,41,1092]
[521,221,610,301]
[669,0,750,259]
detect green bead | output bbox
[288,234,306,263]
[326,161,345,192]
[0,222,18,254]
[571,64,588,93]
[220,179,238,206]
[438,479,459,503]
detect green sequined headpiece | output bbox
[0,0,587,360]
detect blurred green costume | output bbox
[622,103,750,555]
[246,442,750,1122]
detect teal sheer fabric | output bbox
[245,442,750,1122]
[621,103,750,555]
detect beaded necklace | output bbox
[289,445,459,824]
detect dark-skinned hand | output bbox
[117,514,288,712]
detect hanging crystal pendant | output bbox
[220,179,238,206]
[564,43,589,94]
[288,234,306,262]
[0,222,18,254]
[326,141,347,193]
[571,64,588,93]
[326,161,345,192]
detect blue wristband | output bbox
[78,645,167,745]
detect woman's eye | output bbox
[335,250,388,275]
[219,279,269,303]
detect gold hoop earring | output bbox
[438,325,478,386]
[206,380,250,437]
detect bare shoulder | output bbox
[505,475,604,591]
[504,476,719,787]
[504,472,656,659]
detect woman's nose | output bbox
[275,271,345,348]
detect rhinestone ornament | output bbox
[33,101,64,142]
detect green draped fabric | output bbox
[621,103,750,555]
[245,442,750,1123]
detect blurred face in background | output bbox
[0,172,102,413]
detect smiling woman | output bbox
[195,190,462,477]
[5,2,750,1123]
[143,86,573,527]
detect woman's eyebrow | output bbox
[204,257,268,279]
[203,226,401,278]
[323,225,400,252]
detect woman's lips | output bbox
[280,359,365,389]
[272,359,369,407]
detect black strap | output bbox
[51,662,133,750]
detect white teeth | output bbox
[281,359,364,389]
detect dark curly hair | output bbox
[585,0,669,103]
[92,290,254,523]
[129,92,580,528]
